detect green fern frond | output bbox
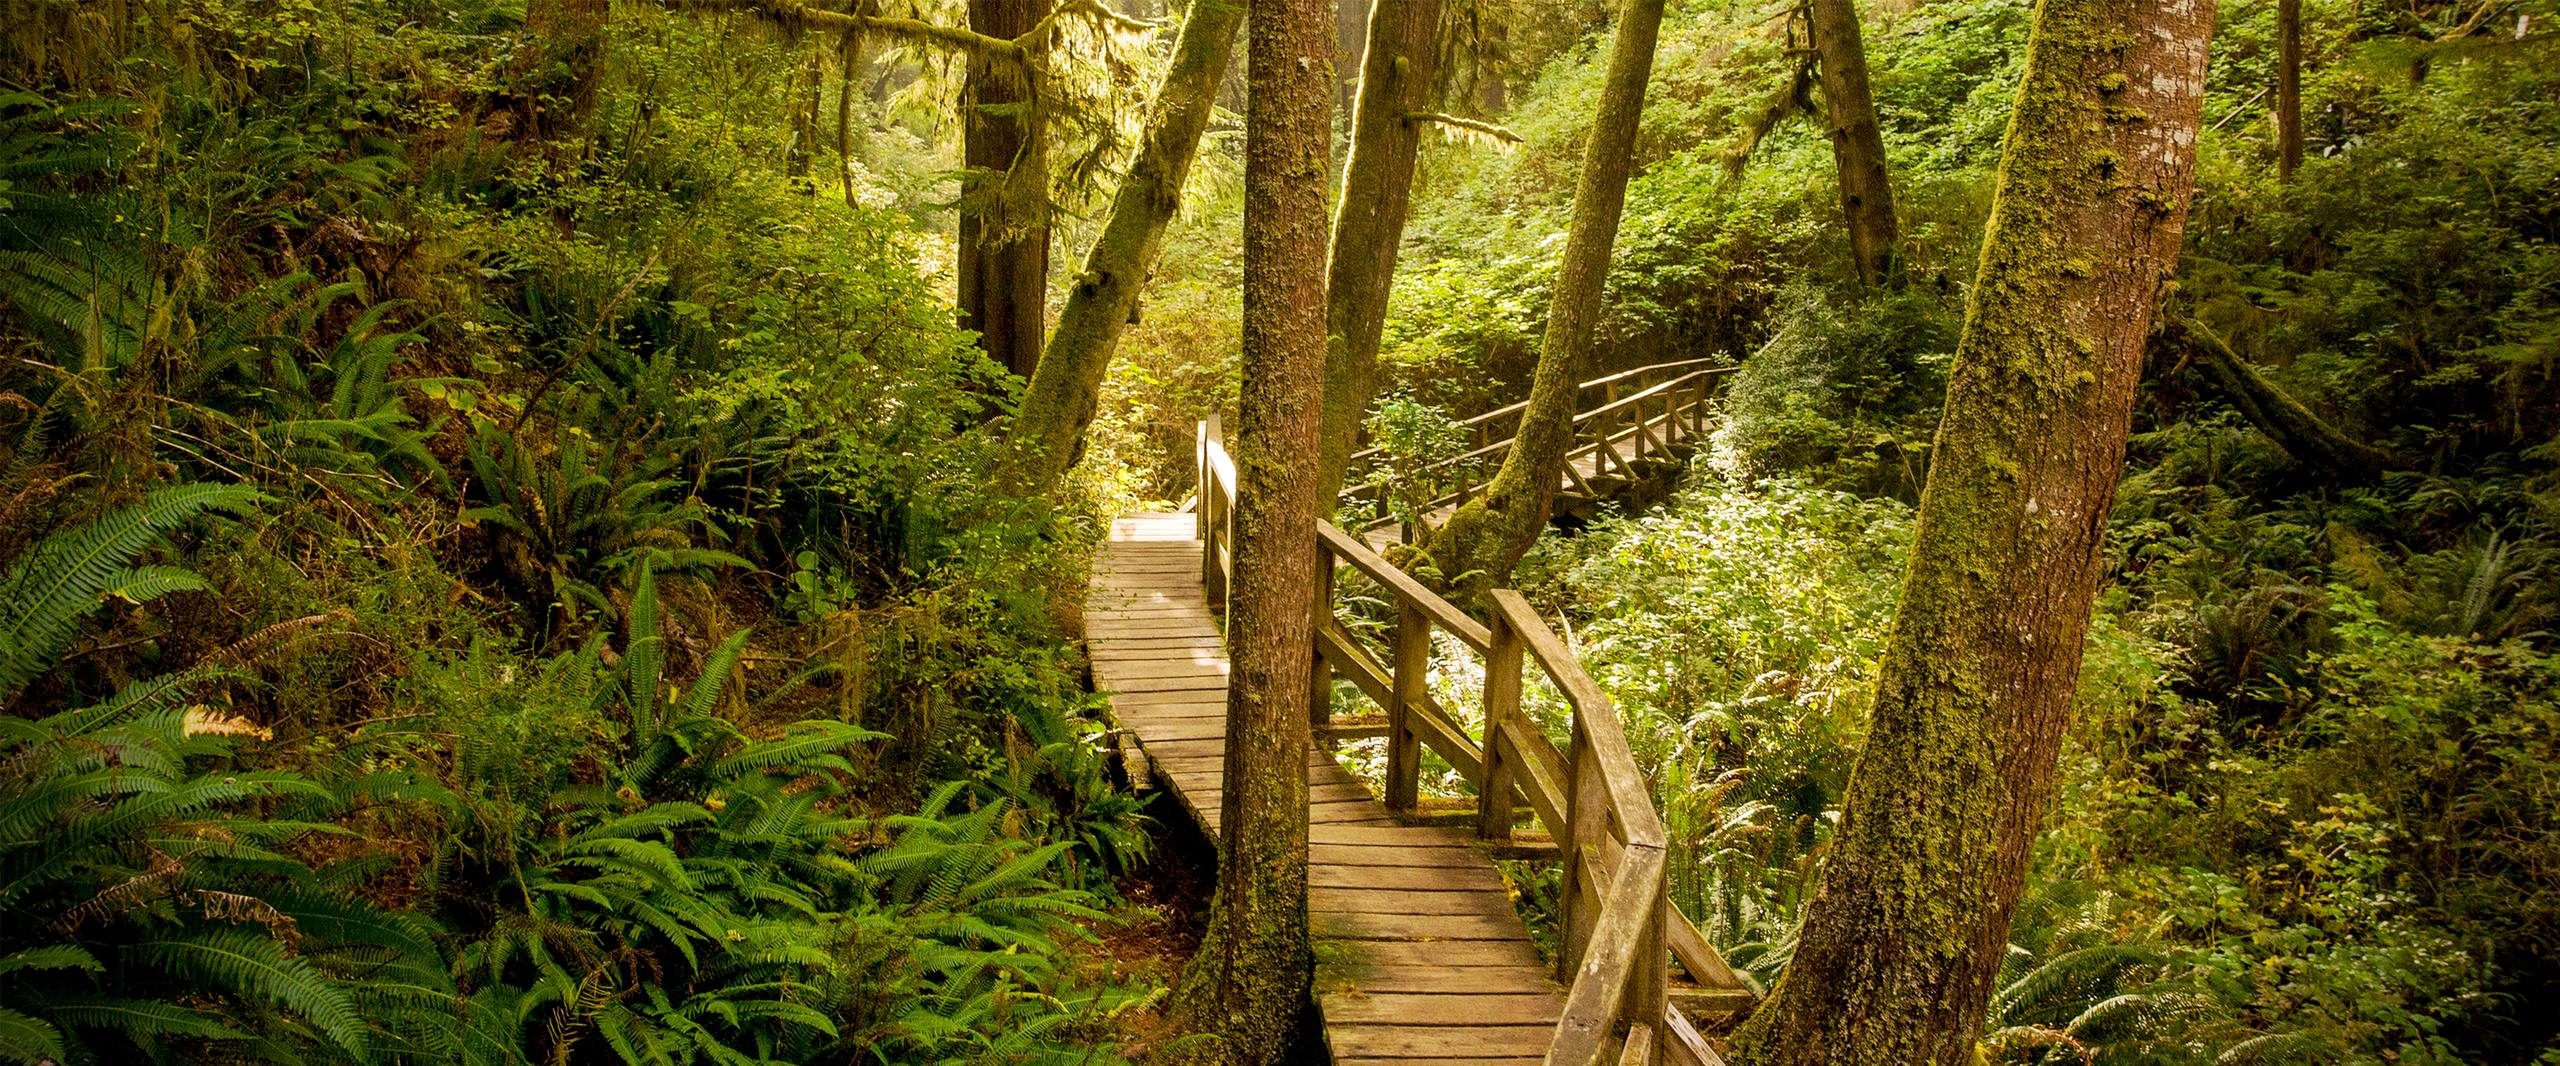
[0,1005,64,1066]
[0,483,264,703]
[40,996,246,1044]
[132,929,367,1056]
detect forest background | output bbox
[0,0,2554,1063]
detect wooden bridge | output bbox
[1337,358,1730,545]
[1085,360,1750,1064]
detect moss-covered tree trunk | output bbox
[1420,0,1665,589]
[1725,2,2218,1063]
[2277,0,2302,181]
[1165,0,1328,1059]
[1002,0,1244,493]
[960,0,1050,378]
[1809,0,1900,287]
[1315,0,1445,500]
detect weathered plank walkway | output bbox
[1089,513,1566,1063]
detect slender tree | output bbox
[1315,0,1445,499]
[1724,2,2220,1063]
[1421,0,1667,589]
[2277,0,2303,181]
[1164,0,1329,1058]
[960,0,1052,378]
[1004,0,1245,493]
[1808,0,1900,287]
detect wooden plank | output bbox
[1310,864,1507,893]
[1314,911,1530,941]
[1310,887,1518,917]
[1320,993,1561,1028]
[1100,674,1230,695]
[1327,1025,1556,1058]
[1335,1059,1541,1066]
[1309,844,1486,868]
[1331,939,1544,970]
[1092,658,1230,679]
[1310,824,1477,848]
[1318,965,1561,995]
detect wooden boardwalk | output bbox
[1089,513,1567,1063]
[1086,367,1753,1063]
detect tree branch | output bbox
[1406,111,1523,144]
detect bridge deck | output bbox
[1088,513,1563,1064]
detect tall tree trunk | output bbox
[2277,0,2302,181]
[1420,0,1666,590]
[1725,2,2218,1064]
[1003,0,1245,494]
[959,0,1051,379]
[1808,0,1900,287]
[1315,0,1445,500]
[1166,0,1329,1058]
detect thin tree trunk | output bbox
[787,50,821,179]
[1003,0,1245,494]
[1725,2,2218,1063]
[836,29,859,205]
[2169,317,2398,478]
[2278,0,2302,180]
[1315,0,1445,500]
[960,0,1051,379]
[1808,0,1899,287]
[1421,0,1666,591]
[1166,0,1329,1057]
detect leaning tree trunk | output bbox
[1315,0,1445,500]
[2169,316,2398,479]
[1809,0,1900,287]
[1003,0,1245,494]
[2277,0,2302,181]
[960,0,1051,378]
[1421,0,1666,591]
[1725,2,2218,1064]
[1165,0,1329,1059]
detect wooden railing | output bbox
[1340,359,1732,533]
[1196,422,1750,1065]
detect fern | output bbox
[0,482,264,703]
[133,931,369,1056]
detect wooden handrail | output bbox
[1188,365,1753,1062]
[1343,357,1724,469]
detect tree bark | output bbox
[1165,0,1328,1059]
[2168,316,2398,479]
[1725,2,2218,1064]
[1420,0,1666,591]
[2277,0,2302,181]
[1808,0,1900,287]
[1002,0,1245,494]
[960,0,1051,379]
[1315,0,1445,500]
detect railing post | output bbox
[1559,713,1607,985]
[1476,612,1522,843]
[1309,537,1334,728]
[1201,414,1227,608]
[1386,602,1427,813]
[1626,845,1670,1035]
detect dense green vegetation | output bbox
[0,4,1167,1063]
[1274,1,2560,1062]
[5,0,2555,1062]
